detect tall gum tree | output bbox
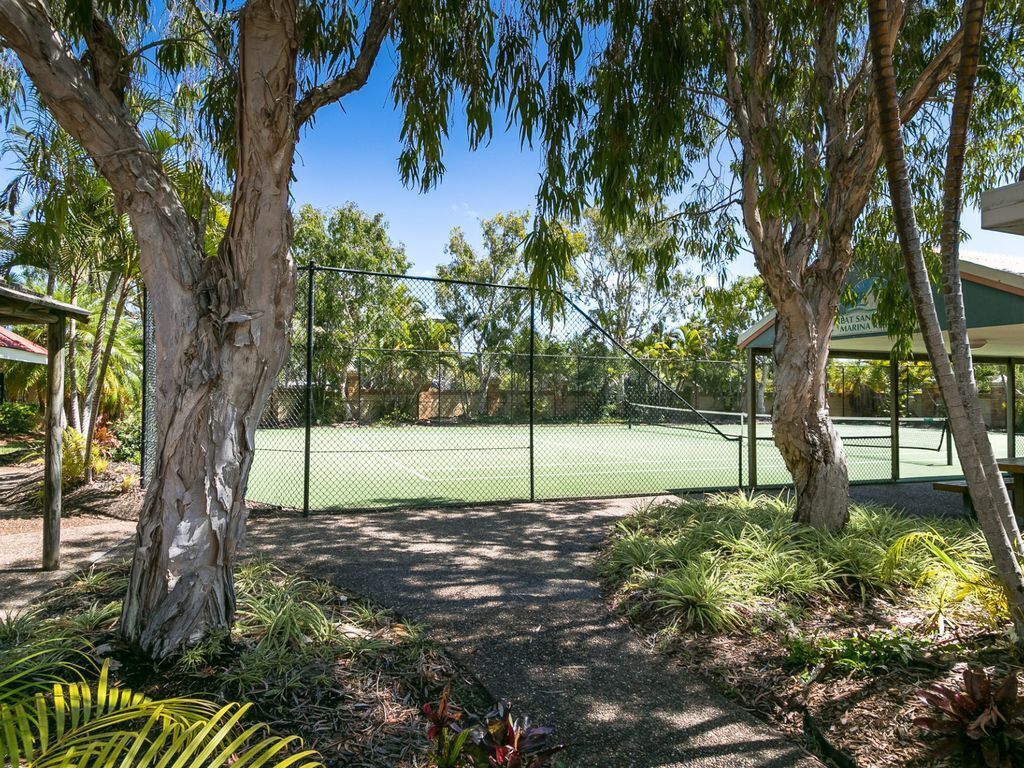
[520,1,991,531]
[868,0,1024,635]
[0,0,542,658]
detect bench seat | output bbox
[933,477,1012,516]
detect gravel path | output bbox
[246,497,820,767]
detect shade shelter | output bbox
[738,254,1024,487]
[0,283,90,570]
[0,327,47,401]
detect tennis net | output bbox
[626,402,745,439]
[627,401,949,454]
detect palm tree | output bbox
[868,0,1024,636]
[0,113,203,483]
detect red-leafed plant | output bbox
[91,424,121,458]
[472,702,565,768]
[915,667,1024,767]
[424,685,471,768]
[423,692,564,768]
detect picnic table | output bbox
[997,457,1024,515]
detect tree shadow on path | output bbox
[246,497,820,768]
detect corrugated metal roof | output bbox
[0,326,46,355]
[962,250,1024,277]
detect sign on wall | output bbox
[834,277,885,338]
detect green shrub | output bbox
[110,411,142,462]
[650,556,744,631]
[600,492,995,632]
[0,402,37,435]
[783,629,930,676]
[61,427,108,487]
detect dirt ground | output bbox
[0,462,139,616]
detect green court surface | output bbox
[246,418,998,511]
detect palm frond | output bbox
[0,664,323,768]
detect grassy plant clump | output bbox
[3,558,490,768]
[601,492,999,633]
[782,629,932,677]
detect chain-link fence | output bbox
[236,266,749,511]
[140,291,157,488]
[140,270,1021,510]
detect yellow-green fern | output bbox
[0,664,322,768]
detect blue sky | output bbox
[293,62,1023,282]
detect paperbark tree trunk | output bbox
[715,3,962,532]
[772,290,849,531]
[1,0,395,659]
[0,0,301,656]
[119,0,299,656]
[868,0,1024,635]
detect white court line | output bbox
[539,439,653,462]
[332,431,431,481]
[440,462,746,482]
[425,456,719,472]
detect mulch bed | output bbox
[0,459,142,531]
[30,560,494,768]
[613,590,1022,767]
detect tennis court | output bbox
[246,408,988,510]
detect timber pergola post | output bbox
[43,315,66,570]
[0,283,90,571]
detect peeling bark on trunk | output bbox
[0,0,397,658]
[119,0,299,656]
[713,2,963,532]
[771,285,849,532]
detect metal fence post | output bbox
[890,354,900,482]
[576,353,581,423]
[437,348,443,421]
[356,354,362,422]
[303,263,315,517]
[529,289,536,502]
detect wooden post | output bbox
[43,316,66,571]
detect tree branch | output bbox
[0,0,198,294]
[898,27,964,123]
[293,0,398,126]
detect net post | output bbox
[946,417,953,466]
[1008,358,1016,458]
[303,262,315,517]
[529,288,536,501]
[737,433,743,489]
[889,353,900,482]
